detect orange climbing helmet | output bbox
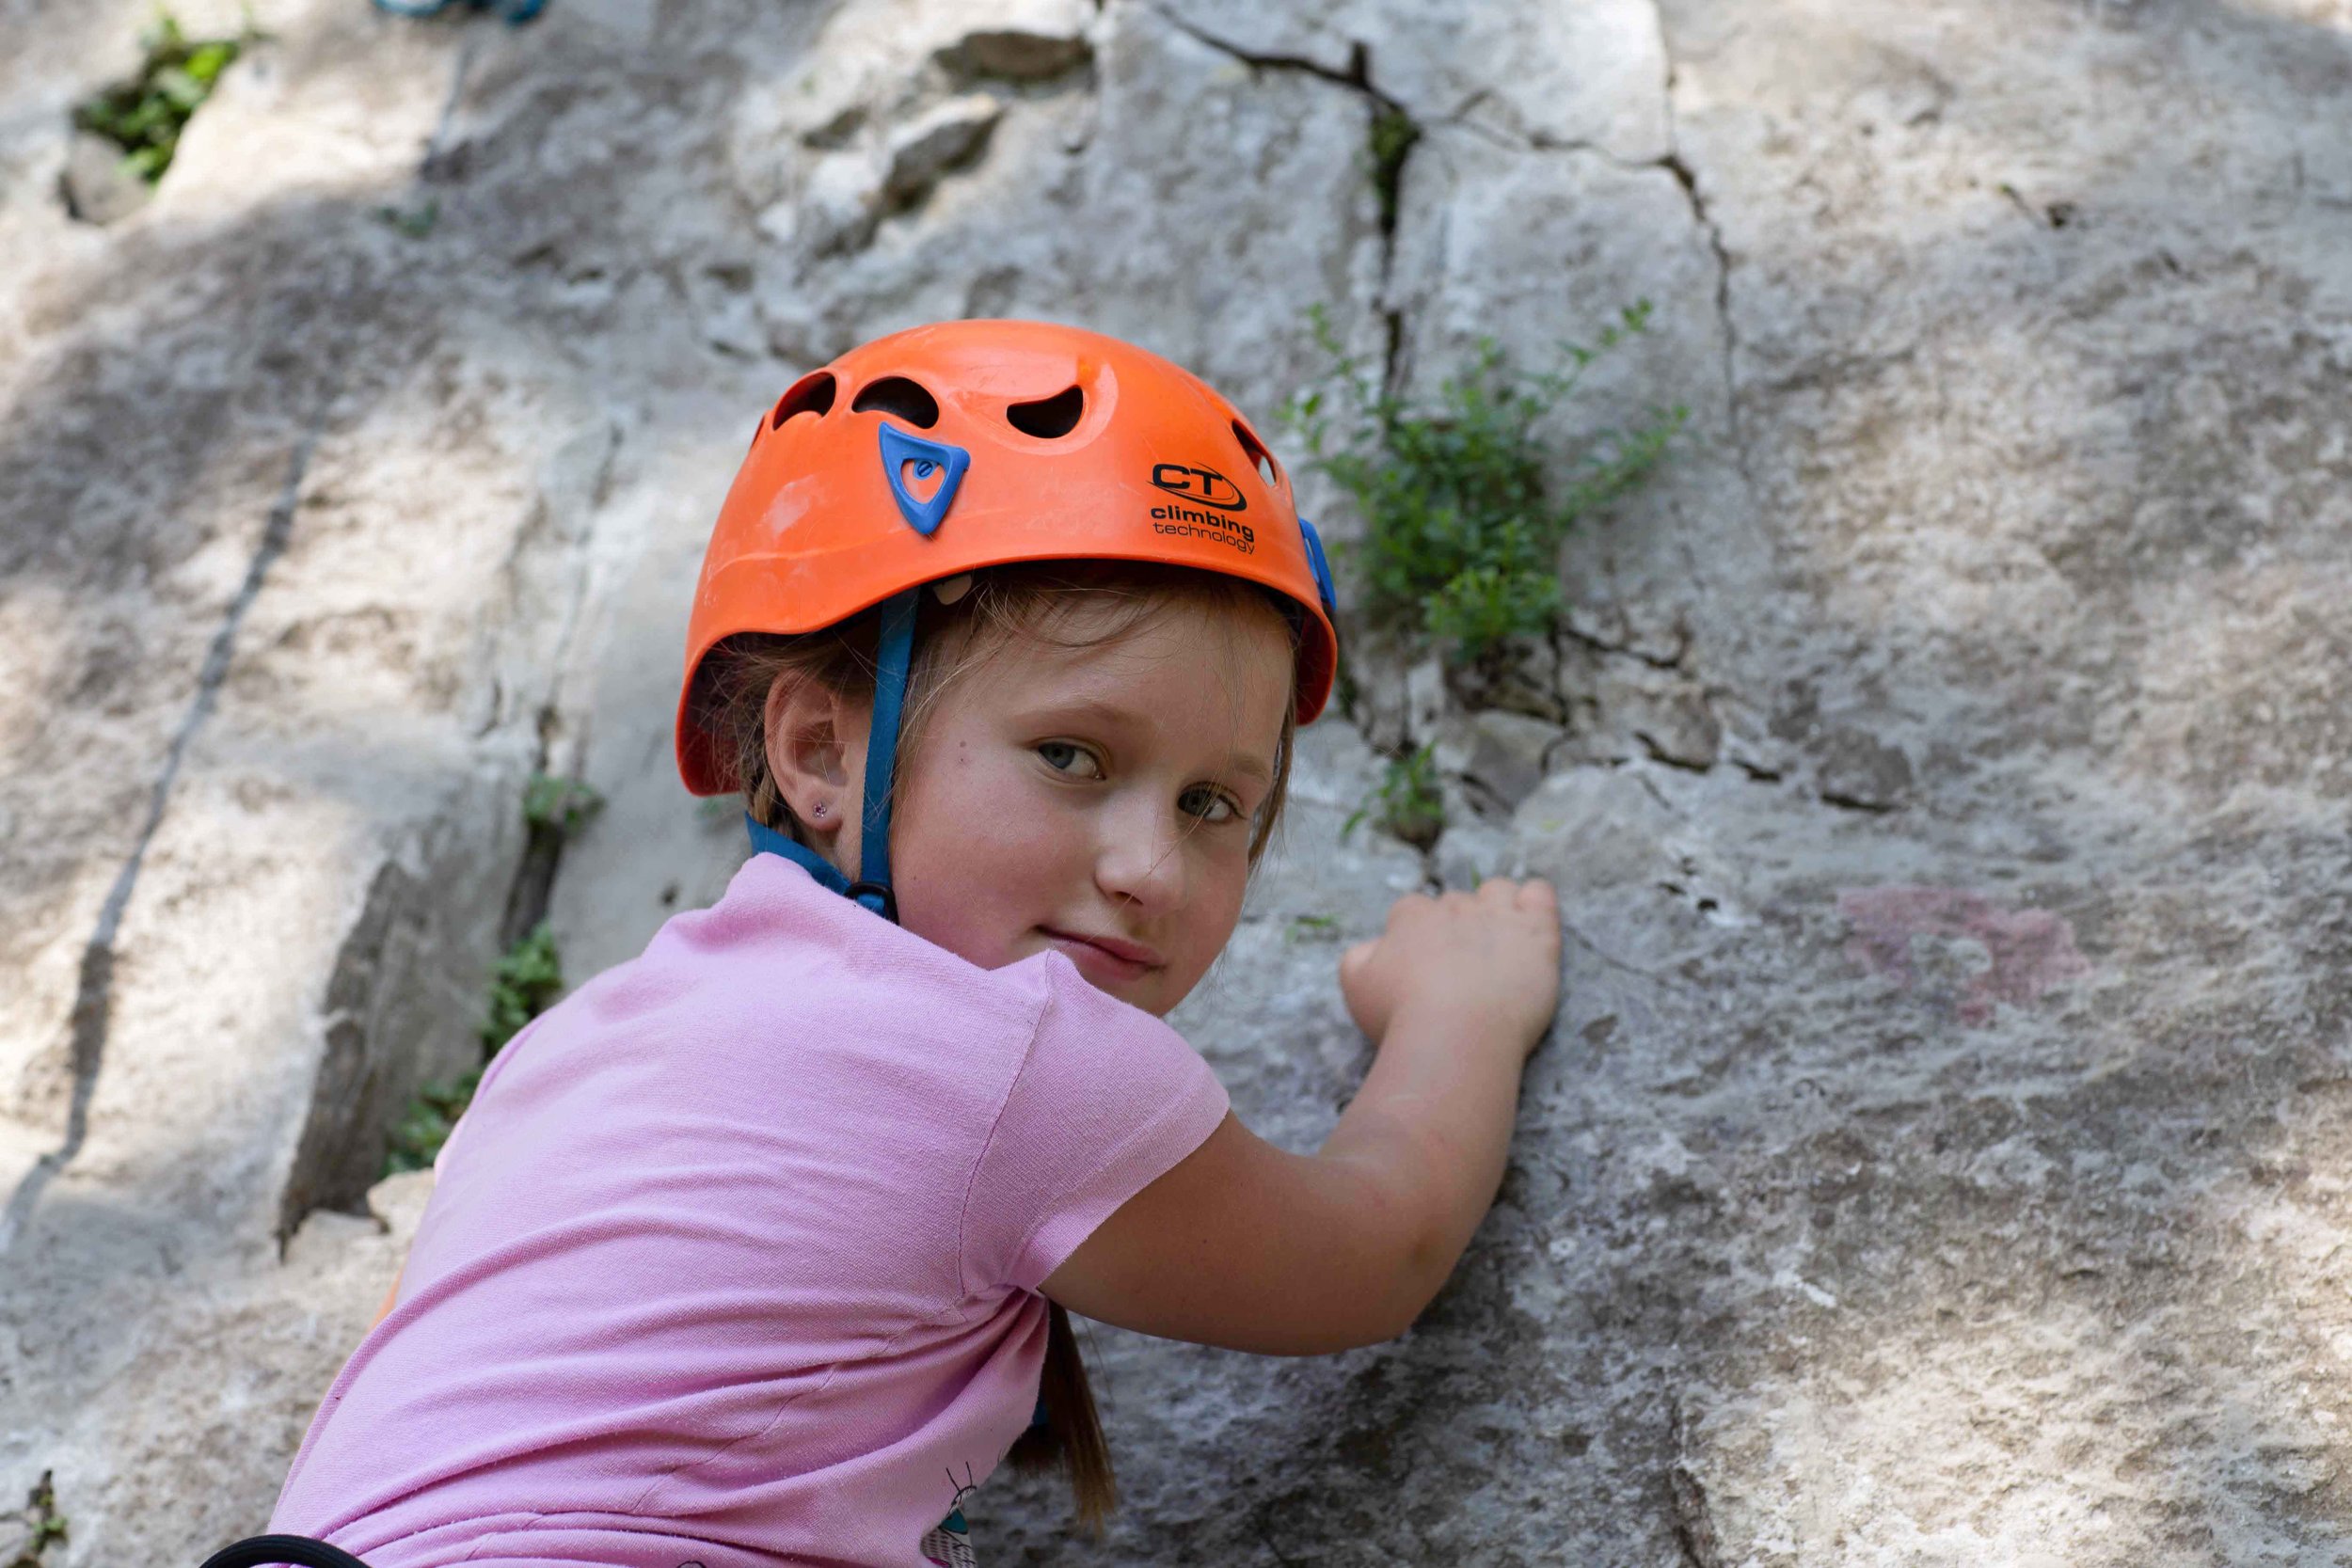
[674,319,1340,798]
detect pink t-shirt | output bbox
[271,853,1229,1568]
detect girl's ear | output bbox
[761,672,868,862]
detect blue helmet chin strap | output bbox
[745,586,919,924]
[846,588,918,919]
[744,417,966,920]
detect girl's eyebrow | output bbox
[1014,694,1150,731]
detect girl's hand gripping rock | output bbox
[1041,876,1565,1354]
[1339,879,1563,1053]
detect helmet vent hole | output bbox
[1232,419,1279,486]
[1005,385,1086,439]
[770,372,837,431]
[850,376,941,429]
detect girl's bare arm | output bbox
[1042,878,1560,1355]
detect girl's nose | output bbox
[1093,794,1187,912]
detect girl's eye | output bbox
[1037,741,1103,779]
[1180,784,1241,824]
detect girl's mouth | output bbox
[1039,927,1163,980]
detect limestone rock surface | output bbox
[3,0,2349,1564]
[57,133,148,226]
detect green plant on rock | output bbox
[1285,911,1342,943]
[1281,302,1689,663]
[382,766,587,1178]
[6,1470,68,1568]
[373,197,440,239]
[72,11,254,183]
[523,771,604,836]
[381,1067,483,1176]
[1343,743,1445,850]
[379,922,564,1178]
[483,920,564,1050]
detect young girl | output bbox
[252,321,1561,1568]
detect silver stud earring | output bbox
[809,801,829,821]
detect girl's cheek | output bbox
[1188,847,1248,925]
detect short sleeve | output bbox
[958,953,1230,1294]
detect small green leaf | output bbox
[1338,744,1444,849]
[382,1065,485,1175]
[72,10,245,185]
[1284,912,1343,943]
[523,771,604,834]
[184,40,237,83]
[151,66,205,108]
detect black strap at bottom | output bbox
[200,1534,373,1568]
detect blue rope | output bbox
[371,0,546,24]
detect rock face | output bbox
[2,0,2349,1565]
[57,133,150,225]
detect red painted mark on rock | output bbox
[1837,885,2090,1026]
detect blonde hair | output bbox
[688,560,1303,1531]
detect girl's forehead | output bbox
[968,598,1294,731]
[1041,585,1286,639]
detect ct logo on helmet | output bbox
[1147,458,1258,553]
[1150,463,1247,512]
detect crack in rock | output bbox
[1670,1460,1724,1568]
[1147,6,1400,103]
[1560,620,1692,673]
[0,424,323,1255]
[1144,5,1420,388]
[1660,150,1740,451]
[1669,1399,1724,1568]
[1651,8,1746,477]
[1423,107,1741,463]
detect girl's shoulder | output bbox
[643,854,1191,1027]
[548,856,1095,1112]
[434,856,1225,1303]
